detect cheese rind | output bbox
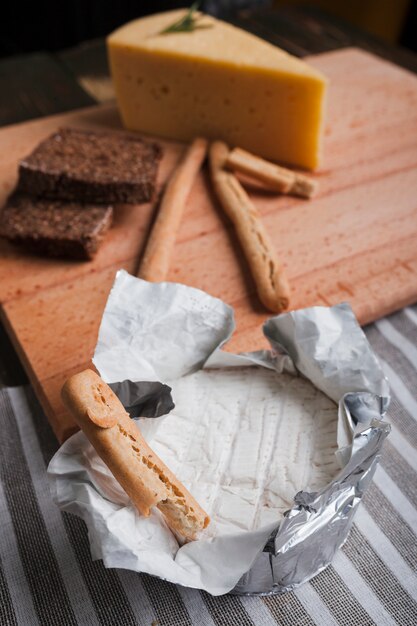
[149,368,339,535]
[108,10,327,169]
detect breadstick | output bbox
[210,141,290,313]
[138,137,208,281]
[61,369,210,541]
[226,147,317,198]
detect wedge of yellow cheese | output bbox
[108,10,327,170]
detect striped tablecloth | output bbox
[0,306,416,626]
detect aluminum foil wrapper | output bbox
[48,270,390,596]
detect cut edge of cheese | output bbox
[107,9,327,170]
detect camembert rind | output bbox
[108,10,327,169]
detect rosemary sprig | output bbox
[159,2,212,35]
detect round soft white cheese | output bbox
[146,367,339,536]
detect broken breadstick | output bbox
[225,147,317,199]
[138,137,208,281]
[61,369,210,541]
[209,141,290,313]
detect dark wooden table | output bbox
[1,4,416,388]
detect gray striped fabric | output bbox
[0,306,416,626]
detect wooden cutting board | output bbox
[1,48,417,442]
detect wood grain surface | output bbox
[0,48,416,441]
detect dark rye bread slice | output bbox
[0,194,113,260]
[17,127,162,204]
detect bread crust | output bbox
[61,369,209,540]
[18,127,162,204]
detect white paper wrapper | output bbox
[48,271,390,595]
